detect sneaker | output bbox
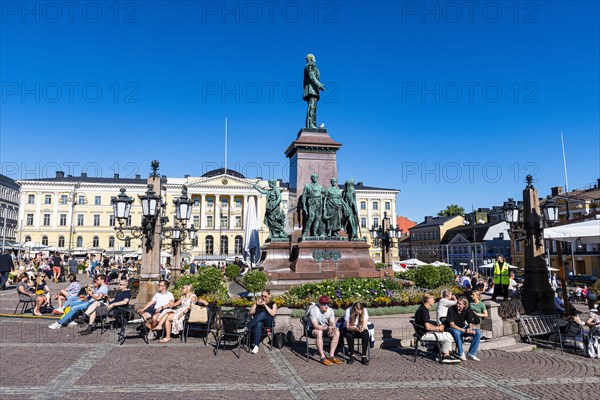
[320,357,333,366]
[464,337,472,343]
[480,336,491,342]
[251,345,259,354]
[441,355,461,364]
[466,353,480,362]
[361,357,369,366]
[347,356,355,364]
[457,352,467,361]
[329,357,343,365]
[48,322,62,330]
[68,321,78,327]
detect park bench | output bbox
[516,314,586,354]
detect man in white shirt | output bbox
[308,295,343,366]
[436,289,457,323]
[138,280,175,331]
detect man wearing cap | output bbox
[308,295,343,366]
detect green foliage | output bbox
[395,265,455,289]
[77,264,86,271]
[437,204,465,217]
[224,264,241,281]
[174,266,227,296]
[242,270,269,294]
[375,262,388,269]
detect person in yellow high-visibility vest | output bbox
[491,255,510,301]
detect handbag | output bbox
[188,303,208,323]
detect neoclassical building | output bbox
[1,174,20,245]
[17,169,398,262]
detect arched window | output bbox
[41,236,48,246]
[205,235,214,255]
[220,235,228,255]
[58,236,65,248]
[25,235,31,243]
[234,235,243,255]
[92,236,99,248]
[124,237,131,247]
[108,236,115,248]
[76,236,83,248]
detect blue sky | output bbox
[1,1,599,221]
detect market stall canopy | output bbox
[398,258,427,267]
[543,219,600,244]
[431,261,451,267]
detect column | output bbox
[229,194,234,230]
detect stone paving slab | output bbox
[58,390,295,400]
[517,383,600,400]
[326,388,514,400]
[0,347,84,386]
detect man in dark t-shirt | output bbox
[413,293,459,364]
[446,297,482,361]
[80,279,131,335]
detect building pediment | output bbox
[448,234,469,244]
[172,174,258,190]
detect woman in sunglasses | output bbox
[248,290,277,354]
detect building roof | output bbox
[440,221,504,244]
[0,174,20,190]
[19,171,149,185]
[201,168,246,179]
[412,215,461,229]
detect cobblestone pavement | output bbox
[1,317,599,400]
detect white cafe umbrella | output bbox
[431,261,451,267]
[543,219,600,244]
[243,196,261,267]
[398,258,427,267]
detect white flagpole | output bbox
[560,131,569,192]
[225,118,228,175]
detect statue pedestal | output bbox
[264,238,382,292]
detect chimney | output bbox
[113,173,119,179]
[357,182,364,186]
[80,172,87,178]
[135,174,141,179]
[551,186,563,196]
[184,174,190,178]
[597,178,600,188]
[56,171,64,178]
[425,216,433,222]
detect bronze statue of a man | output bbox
[342,179,360,239]
[302,173,324,238]
[323,178,347,237]
[253,180,287,240]
[303,53,326,129]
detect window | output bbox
[108,236,115,248]
[77,214,84,226]
[193,198,200,207]
[360,201,366,210]
[25,235,31,242]
[220,235,229,255]
[385,201,391,210]
[193,216,200,227]
[220,215,228,228]
[124,237,131,247]
[28,194,35,204]
[205,235,214,255]
[373,217,379,227]
[207,198,214,207]
[41,236,48,246]
[58,236,65,247]
[26,214,34,225]
[44,195,52,204]
[361,217,367,228]
[78,195,85,205]
[373,201,379,210]
[93,214,100,226]
[92,236,99,247]
[206,215,213,228]
[59,214,67,226]
[234,235,243,255]
[235,198,242,208]
[191,237,198,247]
[60,194,68,204]
[109,215,115,226]
[125,215,132,227]
[235,216,242,228]
[221,198,228,207]
[94,196,101,205]
[76,236,83,247]
[43,213,50,226]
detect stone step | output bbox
[496,343,537,352]
[475,335,519,351]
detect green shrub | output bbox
[375,262,388,269]
[174,266,227,296]
[224,264,241,281]
[395,265,455,289]
[242,270,269,295]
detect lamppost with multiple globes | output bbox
[369,211,400,266]
[502,175,560,313]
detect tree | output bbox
[437,204,465,217]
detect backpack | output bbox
[302,302,317,327]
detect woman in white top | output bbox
[152,284,203,343]
[343,302,370,365]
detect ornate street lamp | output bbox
[174,186,193,222]
[139,185,161,219]
[540,197,560,225]
[111,188,134,220]
[369,212,399,265]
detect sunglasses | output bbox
[320,303,330,307]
